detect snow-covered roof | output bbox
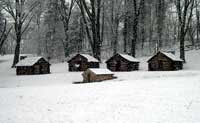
[89,68,114,75]
[80,54,99,62]
[160,51,183,62]
[16,57,45,66]
[118,54,140,62]
[148,51,183,62]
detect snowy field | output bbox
[0,50,200,123]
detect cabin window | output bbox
[75,64,80,68]
[34,65,40,74]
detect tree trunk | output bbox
[123,16,128,53]
[131,0,143,57]
[131,18,139,57]
[101,0,105,44]
[197,10,200,43]
[113,18,119,55]
[156,0,165,50]
[12,34,21,67]
[180,31,185,62]
[123,0,128,53]
[95,0,101,61]
[131,31,137,57]
[140,0,146,56]
[64,29,69,57]
[89,0,101,61]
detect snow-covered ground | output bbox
[0,50,200,123]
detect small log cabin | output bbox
[68,54,100,71]
[106,53,140,71]
[82,68,115,82]
[147,51,183,71]
[16,57,50,75]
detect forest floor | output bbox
[0,50,200,123]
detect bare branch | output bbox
[22,14,34,34]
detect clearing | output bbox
[0,50,200,123]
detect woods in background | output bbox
[0,9,12,54]
[0,0,199,65]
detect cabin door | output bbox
[116,61,121,71]
[158,60,163,70]
[40,65,43,74]
[34,65,40,74]
[40,65,47,74]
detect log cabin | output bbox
[147,51,183,71]
[68,54,100,71]
[106,53,140,71]
[16,57,50,75]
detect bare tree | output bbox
[59,0,75,57]
[76,0,102,61]
[108,0,123,55]
[156,0,166,50]
[34,1,45,55]
[1,0,38,67]
[100,0,105,45]
[175,0,195,62]
[123,0,128,53]
[195,0,200,43]
[140,0,146,55]
[131,0,144,57]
